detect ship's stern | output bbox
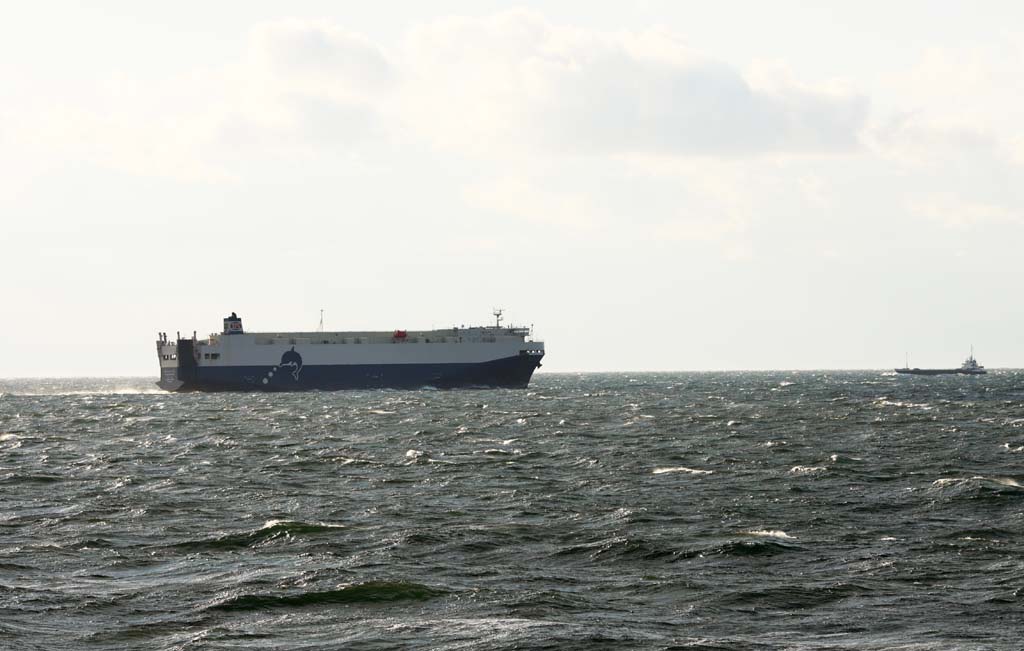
[155,334,186,391]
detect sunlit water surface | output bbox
[2,372,1023,650]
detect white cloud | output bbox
[880,46,1024,124]
[2,10,870,182]
[871,43,1024,167]
[908,194,1022,230]
[399,10,867,156]
[868,112,996,165]
[529,54,865,156]
[249,19,396,94]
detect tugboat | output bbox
[895,347,987,375]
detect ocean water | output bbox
[1,372,1023,650]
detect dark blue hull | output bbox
[158,354,542,392]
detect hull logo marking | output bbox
[261,347,304,385]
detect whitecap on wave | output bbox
[931,477,969,487]
[385,617,567,640]
[744,529,795,539]
[875,399,933,410]
[652,467,713,475]
[932,476,1023,489]
[993,477,1023,488]
[790,465,826,474]
[262,519,344,530]
[404,449,427,464]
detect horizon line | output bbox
[2,368,1020,380]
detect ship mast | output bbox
[493,308,504,328]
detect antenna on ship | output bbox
[493,308,504,328]
[318,309,324,333]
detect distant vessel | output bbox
[156,310,544,391]
[895,348,987,375]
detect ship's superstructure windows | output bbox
[211,353,220,360]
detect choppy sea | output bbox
[1,372,1023,650]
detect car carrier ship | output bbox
[156,311,544,391]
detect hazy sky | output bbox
[3,1,1023,375]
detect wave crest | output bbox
[208,581,445,611]
[169,520,344,551]
[653,467,713,475]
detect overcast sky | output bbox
[3,1,1023,375]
